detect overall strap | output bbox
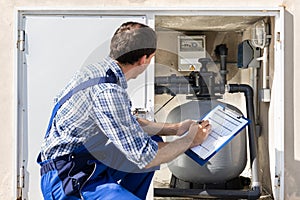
[44,69,118,138]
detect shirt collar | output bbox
[103,57,127,89]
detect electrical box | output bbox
[177,35,206,71]
[237,40,260,68]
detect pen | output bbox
[197,120,204,124]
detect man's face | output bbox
[132,53,155,79]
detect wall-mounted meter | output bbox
[178,35,206,71]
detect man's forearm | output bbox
[144,131,196,169]
[137,117,179,136]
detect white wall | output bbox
[1,0,300,199]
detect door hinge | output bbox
[276,32,281,43]
[17,166,24,199]
[275,174,280,187]
[17,30,25,51]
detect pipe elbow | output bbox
[228,84,253,97]
[248,186,261,200]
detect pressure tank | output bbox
[166,100,247,184]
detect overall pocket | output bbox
[55,155,95,198]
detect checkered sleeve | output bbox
[90,84,158,169]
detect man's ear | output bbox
[137,55,148,65]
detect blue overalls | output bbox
[37,69,162,200]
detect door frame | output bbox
[15,7,284,199]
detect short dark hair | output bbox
[109,22,157,65]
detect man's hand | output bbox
[187,120,211,148]
[176,119,194,136]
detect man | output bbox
[38,21,211,200]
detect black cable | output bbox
[154,95,176,115]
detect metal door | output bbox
[18,14,148,199]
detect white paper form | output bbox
[190,105,249,160]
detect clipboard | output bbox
[185,104,250,166]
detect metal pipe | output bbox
[154,186,261,200]
[154,84,194,95]
[261,47,268,89]
[257,46,271,102]
[218,44,228,86]
[155,75,190,85]
[227,84,261,190]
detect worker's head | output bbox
[109,22,157,65]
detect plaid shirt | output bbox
[40,57,158,169]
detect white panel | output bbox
[23,15,146,199]
[269,9,285,200]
